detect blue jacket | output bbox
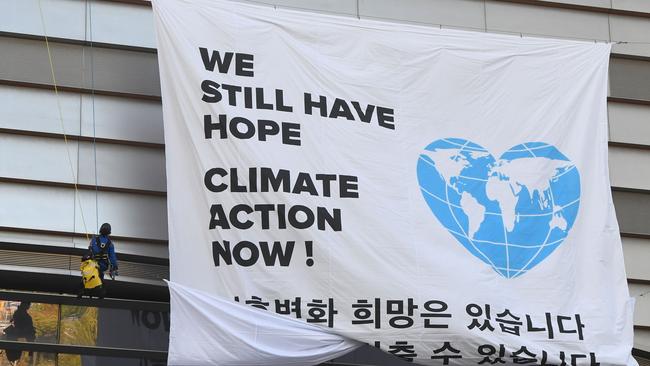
[89,235,118,272]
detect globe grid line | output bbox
[456,166,577,182]
[500,185,511,277]
[419,180,579,218]
[441,138,488,152]
[491,266,529,273]
[419,184,500,216]
[444,228,566,248]
[454,175,489,182]
[553,165,577,179]
[442,140,503,275]
[497,144,566,153]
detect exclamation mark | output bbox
[305,241,314,267]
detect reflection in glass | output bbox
[70,354,166,366]
[59,306,98,347]
[96,308,168,351]
[1,301,58,366]
[0,352,164,366]
[58,306,168,351]
[0,296,169,365]
[0,352,56,366]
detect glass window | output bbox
[1,297,169,353]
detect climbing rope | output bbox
[37,0,94,241]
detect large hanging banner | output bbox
[152,0,637,364]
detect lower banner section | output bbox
[166,281,361,366]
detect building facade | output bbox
[0,0,648,364]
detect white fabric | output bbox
[152,0,637,365]
[166,281,361,365]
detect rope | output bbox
[88,0,100,234]
[37,0,91,241]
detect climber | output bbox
[89,222,119,280]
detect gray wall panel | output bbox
[81,93,163,144]
[76,190,168,240]
[0,85,81,136]
[0,230,74,248]
[637,330,650,356]
[613,0,650,13]
[0,185,166,241]
[0,0,86,40]
[543,0,650,11]
[623,237,650,281]
[358,0,485,29]
[0,37,86,88]
[72,189,98,237]
[538,0,610,6]
[609,146,650,191]
[0,184,74,233]
[87,46,160,96]
[610,16,650,58]
[0,133,165,192]
[612,40,650,60]
[610,58,650,101]
[630,283,650,326]
[248,0,357,15]
[485,1,610,40]
[0,134,79,183]
[77,141,166,191]
[0,85,163,144]
[0,37,160,96]
[613,191,650,235]
[608,102,650,147]
[0,0,156,49]
[87,1,156,48]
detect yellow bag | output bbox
[81,259,102,289]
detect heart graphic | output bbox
[417,138,580,278]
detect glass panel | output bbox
[0,352,165,366]
[59,306,98,347]
[0,301,59,366]
[0,301,58,343]
[67,354,166,366]
[94,308,168,351]
[1,297,168,352]
[613,191,650,235]
[58,305,168,351]
[0,351,56,366]
[610,58,650,101]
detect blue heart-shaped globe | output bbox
[417,138,580,278]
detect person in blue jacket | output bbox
[89,222,119,280]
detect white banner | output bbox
[152,0,636,364]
